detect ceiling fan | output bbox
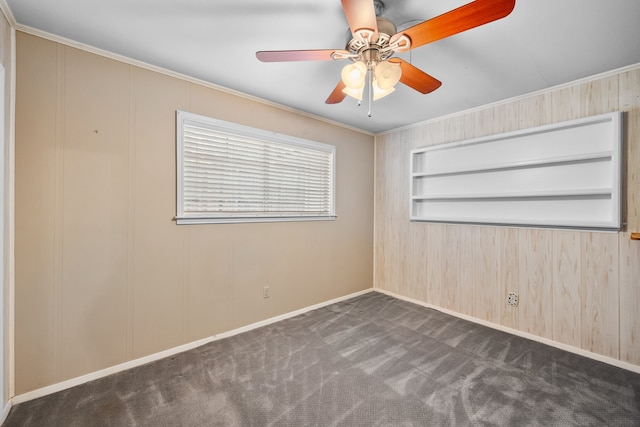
[256,0,515,112]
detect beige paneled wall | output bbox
[15,32,374,394]
[375,66,640,368]
[0,7,12,408]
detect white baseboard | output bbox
[17,286,635,407]
[12,288,374,405]
[374,288,640,375]
[0,399,11,424]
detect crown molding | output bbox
[14,24,374,137]
[0,0,15,28]
[378,62,640,136]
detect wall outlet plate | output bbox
[263,286,270,299]
[507,292,519,307]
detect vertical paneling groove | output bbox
[581,233,619,358]
[373,138,383,289]
[410,224,428,302]
[180,85,189,339]
[398,131,414,294]
[552,231,582,347]
[551,85,581,123]
[518,93,552,128]
[424,123,442,305]
[474,226,499,323]
[495,102,520,328]
[457,225,475,318]
[494,102,519,134]
[471,111,497,323]
[550,82,583,348]
[374,67,639,369]
[52,43,65,383]
[426,224,443,306]
[582,76,619,116]
[474,109,494,138]
[380,135,395,293]
[442,224,460,313]
[515,95,554,339]
[182,85,190,343]
[384,135,395,292]
[60,46,130,378]
[15,34,59,394]
[182,226,189,340]
[387,135,405,294]
[518,230,552,338]
[580,76,620,359]
[619,69,640,365]
[131,70,190,357]
[125,66,135,360]
[498,228,518,329]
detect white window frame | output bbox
[176,111,336,224]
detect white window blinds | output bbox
[176,111,336,224]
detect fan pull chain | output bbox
[367,68,373,117]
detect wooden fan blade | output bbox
[256,49,348,62]
[389,58,442,94]
[341,0,378,40]
[326,80,347,104]
[392,0,515,50]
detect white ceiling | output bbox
[6,0,640,133]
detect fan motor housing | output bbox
[346,17,397,62]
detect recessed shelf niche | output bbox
[410,112,622,231]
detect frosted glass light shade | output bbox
[374,61,402,90]
[341,61,367,89]
[342,86,364,101]
[372,81,395,100]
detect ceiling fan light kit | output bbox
[342,62,367,90]
[374,60,402,90]
[340,58,401,106]
[372,81,395,101]
[256,0,516,115]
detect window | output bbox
[176,111,336,224]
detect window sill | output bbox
[175,215,337,225]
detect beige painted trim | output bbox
[16,285,640,406]
[12,288,374,405]
[0,0,16,28]
[372,132,378,290]
[0,399,10,425]
[375,288,640,375]
[13,25,374,138]
[11,8,639,142]
[0,0,14,407]
[6,20,14,401]
[378,62,640,136]
[11,283,640,405]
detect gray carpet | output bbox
[5,292,640,426]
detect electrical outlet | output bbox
[507,292,519,307]
[263,286,270,299]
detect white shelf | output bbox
[411,150,613,178]
[409,112,622,231]
[411,187,613,201]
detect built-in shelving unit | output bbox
[410,112,622,231]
